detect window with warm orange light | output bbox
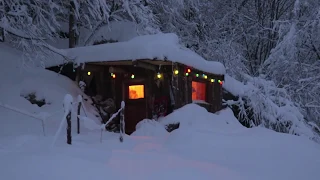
[192,81,206,101]
[128,85,145,99]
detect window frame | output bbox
[128,84,145,100]
[191,79,208,103]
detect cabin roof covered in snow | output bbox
[57,33,226,75]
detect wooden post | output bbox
[66,110,72,145]
[41,118,46,136]
[119,101,125,142]
[75,64,83,83]
[77,100,81,134]
[111,79,116,108]
[218,78,223,111]
[58,94,73,146]
[186,76,192,104]
[172,63,182,109]
[211,76,224,113]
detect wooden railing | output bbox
[100,101,125,143]
[0,102,59,136]
[1,94,125,146]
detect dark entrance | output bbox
[123,79,147,134]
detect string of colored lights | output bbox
[171,68,224,85]
[87,68,224,85]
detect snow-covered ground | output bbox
[1,43,320,180]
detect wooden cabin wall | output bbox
[114,75,123,108]
[94,71,103,96]
[101,68,112,99]
[171,63,185,109]
[210,74,224,112]
[80,62,224,116]
[206,80,213,111]
[145,71,154,119]
[185,76,193,104]
[171,63,225,113]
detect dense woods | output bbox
[1,0,319,139]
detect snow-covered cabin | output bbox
[48,33,226,134]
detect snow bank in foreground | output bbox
[1,85,320,180]
[162,104,320,180]
[164,122,320,180]
[131,119,168,137]
[159,104,244,134]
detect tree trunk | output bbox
[0,1,9,42]
[0,28,4,42]
[69,1,76,48]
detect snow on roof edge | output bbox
[58,33,226,75]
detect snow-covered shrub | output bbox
[20,92,48,107]
[224,75,320,142]
[165,123,180,132]
[131,119,168,137]
[261,6,320,131]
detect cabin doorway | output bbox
[123,80,147,134]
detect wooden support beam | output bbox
[82,63,105,72]
[185,76,192,104]
[109,66,127,74]
[132,60,157,71]
[172,63,183,109]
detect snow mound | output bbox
[131,119,168,137]
[0,43,100,137]
[78,116,101,131]
[163,105,320,180]
[159,104,244,134]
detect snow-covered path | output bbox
[0,133,245,180]
[1,103,320,180]
[1,126,320,180]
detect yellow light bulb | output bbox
[87,71,91,76]
[174,70,179,75]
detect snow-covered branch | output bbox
[223,75,319,142]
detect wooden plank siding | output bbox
[77,60,224,132]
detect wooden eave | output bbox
[86,58,224,79]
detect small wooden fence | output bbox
[0,94,125,146]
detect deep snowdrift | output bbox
[1,102,319,180]
[0,43,100,137]
[160,105,320,180]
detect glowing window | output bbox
[192,81,206,101]
[129,85,145,99]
